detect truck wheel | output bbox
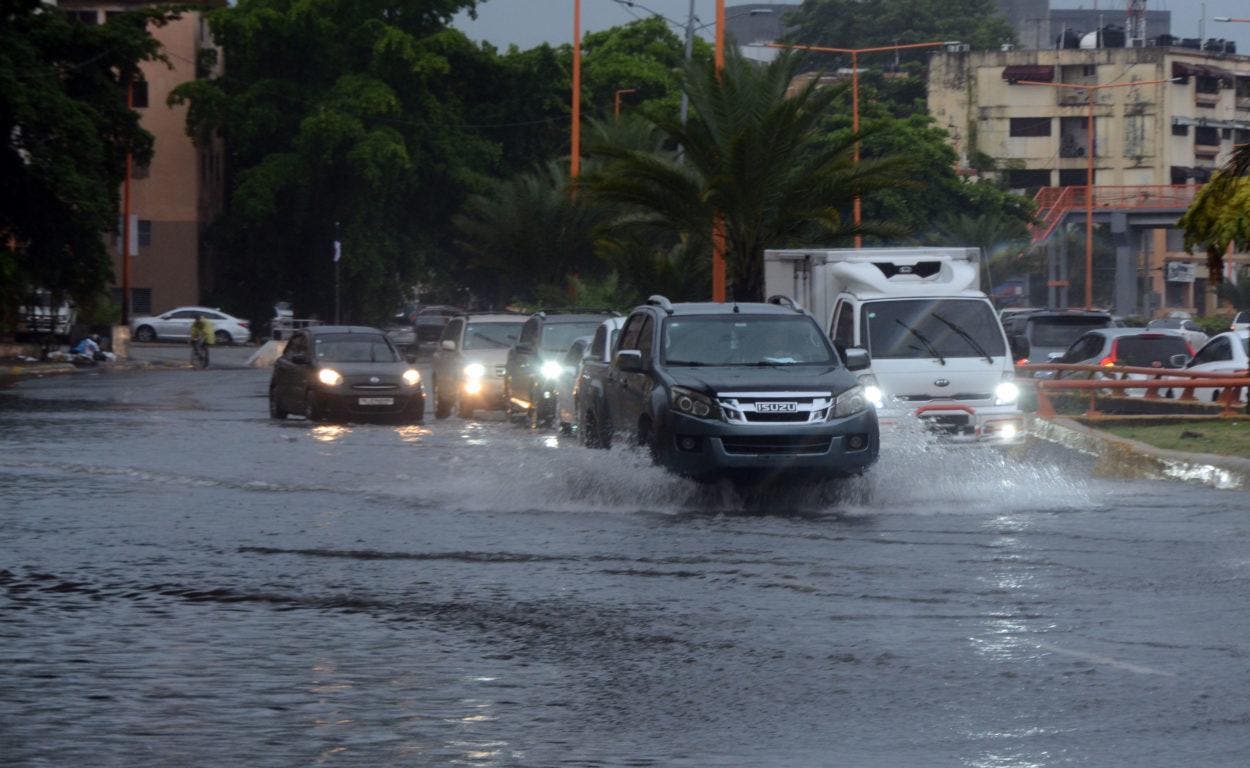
[581,409,609,448]
[433,379,451,419]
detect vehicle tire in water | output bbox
[304,390,326,422]
[581,408,609,449]
[268,389,287,420]
[433,379,452,420]
[458,399,475,420]
[214,330,231,345]
[135,325,155,342]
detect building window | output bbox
[130,80,148,109]
[1060,116,1093,157]
[67,10,98,25]
[1194,126,1220,146]
[1009,117,1051,137]
[138,220,152,247]
[1171,123,1189,136]
[1165,229,1186,252]
[1007,169,1052,189]
[1195,76,1221,95]
[1058,169,1086,187]
[1171,166,1191,184]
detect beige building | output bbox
[62,0,225,316]
[928,45,1250,315]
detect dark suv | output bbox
[582,296,879,482]
[505,309,618,427]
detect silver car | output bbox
[131,306,252,345]
[430,313,525,419]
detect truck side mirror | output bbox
[1009,334,1030,361]
[843,347,871,371]
[441,339,456,351]
[614,349,644,373]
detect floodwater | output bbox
[2,367,1249,767]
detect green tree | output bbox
[171,0,501,325]
[0,1,166,321]
[579,17,711,126]
[588,49,908,301]
[1180,143,1250,283]
[786,0,1015,53]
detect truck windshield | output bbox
[863,299,1006,360]
[663,316,835,366]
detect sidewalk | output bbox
[1,341,259,388]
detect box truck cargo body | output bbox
[764,248,1024,443]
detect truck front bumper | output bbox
[877,402,1026,445]
[658,408,880,481]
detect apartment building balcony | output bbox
[1237,96,1250,112]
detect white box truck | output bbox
[763,247,1026,443]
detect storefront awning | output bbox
[1003,64,1055,83]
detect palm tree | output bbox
[586,48,908,301]
[1179,141,1250,282]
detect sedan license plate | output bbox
[358,397,394,406]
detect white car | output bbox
[1177,330,1249,404]
[1231,310,1250,332]
[1145,317,1209,350]
[131,306,252,345]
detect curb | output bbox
[1031,417,1250,491]
[0,359,191,388]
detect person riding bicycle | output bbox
[190,314,214,366]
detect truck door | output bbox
[831,299,857,357]
[606,312,649,435]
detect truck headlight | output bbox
[995,381,1020,405]
[318,368,342,386]
[832,385,869,418]
[540,360,564,380]
[857,374,884,408]
[402,369,421,387]
[670,386,715,419]
[464,362,486,379]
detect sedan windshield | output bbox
[663,316,835,366]
[541,322,601,352]
[864,299,1006,360]
[464,322,522,350]
[314,334,399,363]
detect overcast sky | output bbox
[453,1,1250,53]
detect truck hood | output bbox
[668,365,854,395]
[871,356,1008,400]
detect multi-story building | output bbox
[60,0,225,317]
[928,44,1250,315]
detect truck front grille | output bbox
[720,435,833,455]
[716,391,834,425]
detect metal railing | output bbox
[1029,184,1202,244]
[1018,363,1250,419]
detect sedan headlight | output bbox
[995,381,1020,405]
[402,369,421,387]
[318,368,343,386]
[463,362,486,379]
[832,384,870,418]
[540,360,564,380]
[670,386,716,419]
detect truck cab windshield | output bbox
[863,299,1005,360]
[663,316,835,366]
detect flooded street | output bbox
[3,366,1250,767]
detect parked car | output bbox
[430,313,525,419]
[268,326,424,422]
[1231,310,1250,332]
[554,336,594,433]
[1145,317,1209,349]
[1015,309,1114,365]
[1050,328,1193,396]
[1174,330,1250,404]
[583,296,878,483]
[131,306,252,345]
[505,309,619,427]
[570,316,627,439]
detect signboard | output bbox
[1165,261,1196,283]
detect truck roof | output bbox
[765,247,980,264]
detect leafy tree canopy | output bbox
[0,0,166,320]
[171,0,507,324]
[1180,144,1250,283]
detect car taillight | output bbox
[240,321,250,328]
[1099,357,1115,367]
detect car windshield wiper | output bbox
[894,319,945,365]
[470,331,508,347]
[747,358,799,366]
[666,360,712,366]
[931,313,994,364]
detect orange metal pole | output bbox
[852,51,861,248]
[121,79,133,326]
[571,0,581,179]
[1085,94,1094,309]
[712,0,726,302]
[613,88,637,118]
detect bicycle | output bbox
[191,337,209,369]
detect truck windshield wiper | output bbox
[666,360,711,366]
[931,313,993,364]
[894,319,945,365]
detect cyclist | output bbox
[189,314,214,367]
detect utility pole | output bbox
[333,222,341,324]
[679,0,695,128]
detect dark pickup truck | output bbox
[578,296,879,482]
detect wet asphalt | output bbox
[2,359,1249,767]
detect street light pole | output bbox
[571,0,581,179]
[121,78,133,327]
[711,0,726,301]
[1019,77,1176,308]
[766,40,955,247]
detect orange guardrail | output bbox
[1016,363,1250,419]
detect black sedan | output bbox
[268,326,425,422]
